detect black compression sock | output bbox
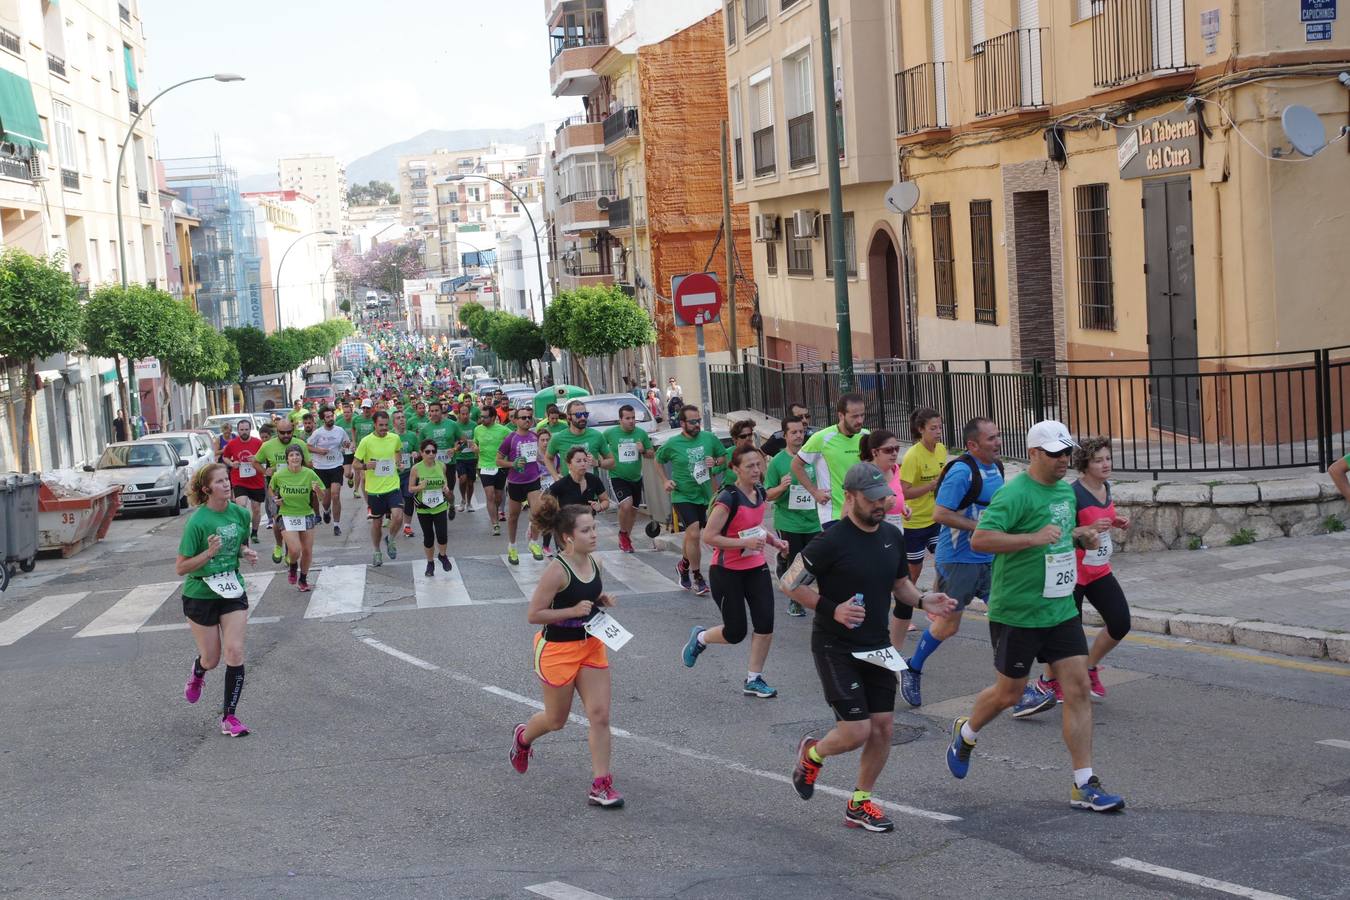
[223,664,245,716]
[193,657,207,678]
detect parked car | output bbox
[203,413,270,438]
[474,378,502,396]
[144,431,215,485]
[499,382,532,393]
[83,441,190,517]
[504,389,534,410]
[579,393,658,434]
[462,365,490,382]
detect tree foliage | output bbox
[541,290,579,351]
[83,284,187,431]
[563,285,656,358]
[223,326,271,380]
[490,315,546,366]
[334,240,421,296]
[347,180,399,206]
[457,300,486,336]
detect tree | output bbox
[347,180,399,206]
[162,313,235,423]
[468,309,507,344]
[223,325,270,409]
[335,240,421,296]
[0,249,83,471]
[551,285,655,391]
[154,300,205,427]
[489,315,545,375]
[458,300,486,337]
[82,284,183,434]
[338,298,351,314]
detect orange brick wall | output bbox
[638,12,756,360]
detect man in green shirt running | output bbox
[452,403,478,512]
[472,407,512,535]
[945,420,1124,814]
[656,404,726,596]
[792,392,869,529]
[605,403,654,553]
[335,399,358,493]
[287,399,305,425]
[256,421,312,564]
[418,401,461,467]
[354,410,405,567]
[543,399,613,481]
[764,414,821,616]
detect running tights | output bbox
[1074,572,1131,641]
[418,510,449,548]
[708,564,774,644]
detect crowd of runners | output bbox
[176,326,1135,824]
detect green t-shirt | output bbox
[537,421,568,438]
[411,460,450,514]
[765,449,822,535]
[454,420,477,460]
[335,414,354,435]
[797,424,869,523]
[656,430,726,505]
[547,427,609,474]
[269,466,322,518]
[397,429,421,469]
[407,414,427,435]
[419,419,462,461]
[355,432,403,495]
[256,436,311,473]
[351,414,376,444]
[978,473,1080,629]
[178,502,252,600]
[474,422,511,470]
[287,408,305,425]
[604,425,653,482]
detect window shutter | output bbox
[930,0,945,61]
[970,0,985,49]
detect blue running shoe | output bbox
[682,626,706,668]
[900,667,922,707]
[946,716,975,779]
[1011,683,1057,719]
[1071,776,1125,813]
[743,676,777,698]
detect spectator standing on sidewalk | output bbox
[113,408,129,443]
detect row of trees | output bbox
[347,180,399,207]
[223,319,354,398]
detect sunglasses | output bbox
[571,412,590,419]
[518,415,534,421]
[735,432,752,440]
[1041,447,1072,458]
[877,445,901,454]
[685,419,703,426]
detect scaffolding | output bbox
[163,143,261,331]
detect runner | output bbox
[256,421,312,565]
[353,410,404,567]
[394,410,419,537]
[944,421,1125,813]
[497,406,546,564]
[899,408,947,584]
[176,463,259,738]
[784,462,958,831]
[536,403,566,440]
[509,495,624,809]
[350,399,377,498]
[548,446,610,516]
[899,418,1005,706]
[764,414,821,617]
[792,393,870,529]
[682,445,789,698]
[656,405,726,596]
[299,411,317,442]
[269,444,323,592]
[306,406,350,536]
[474,407,512,536]
[859,429,910,531]
[286,399,305,426]
[714,419,759,491]
[604,404,654,554]
[220,417,264,544]
[761,402,812,457]
[335,399,358,494]
[543,399,613,481]
[453,403,478,512]
[407,438,454,577]
[214,420,233,461]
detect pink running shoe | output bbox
[1037,676,1065,703]
[220,714,249,737]
[588,774,624,808]
[1088,667,1107,700]
[509,723,533,774]
[498,510,506,523]
[287,564,298,585]
[618,531,634,554]
[184,668,204,704]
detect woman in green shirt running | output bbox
[407,438,454,578]
[268,444,324,592]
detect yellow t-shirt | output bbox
[900,441,948,529]
[355,432,402,495]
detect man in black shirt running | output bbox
[783,462,957,832]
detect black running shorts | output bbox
[987,617,1088,679]
[812,645,897,721]
[183,593,249,627]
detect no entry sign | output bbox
[672,272,724,327]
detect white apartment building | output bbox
[278,153,349,268]
[497,203,550,323]
[242,190,328,332]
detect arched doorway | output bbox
[867,227,905,360]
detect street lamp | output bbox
[274,229,339,330]
[443,173,548,318]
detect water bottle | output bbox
[849,593,865,629]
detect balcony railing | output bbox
[562,262,613,277]
[603,107,639,146]
[555,112,603,134]
[606,196,645,230]
[973,28,1046,118]
[47,53,66,77]
[551,31,607,62]
[1091,0,1190,89]
[0,155,33,182]
[558,188,615,204]
[128,90,140,115]
[744,0,768,33]
[896,62,950,134]
[60,168,79,190]
[787,111,815,168]
[119,3,131,23]
[137,189,148,205]
[0,26,20,55]
[752,126,775,177]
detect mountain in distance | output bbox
[238,172,279,193]
[345,124,548,185]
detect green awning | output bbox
[123,45,137,91]
[0,69,47,151]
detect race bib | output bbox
[422,489,445,507]
[284,515,309,532]
[884,512,906,532]
[540,476,554,492]
[738,526,767,542]
[851,645,909,672]
[480,466,499,476]
[374,458,395,477]
[692,460,709,484]
[1083,531,1113,566]
[1044,551,1077,597]
[238,462,256,478]
[618,443,638,463]
[436,449,453,463]
[521,443,538,463]
[585,611,633,651]
[203,571,244,599]
[788,484,815,510]
[321,449,341,466]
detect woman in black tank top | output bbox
[509,495,624,809]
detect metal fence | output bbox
[711,347,1350,474]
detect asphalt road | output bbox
[3,496,1349,900]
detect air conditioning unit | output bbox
[27,155,43,180]
[755,213,782,242]
[595,195,612,211]
[793,209,819,239]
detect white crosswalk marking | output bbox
[594,551,681,595]
[303,565,367,618]
[412,561,473,607]
[245,572,276,619]
[0,592,89,646]
[501,552,551,599]
[76,582,179,638]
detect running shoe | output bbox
[509,723,532,774]
[498,510,506,522]
[492,523,501,536]
[184,667,204,704]
[786,599,806,617]
[249,530,259,545]
[283,554,292,566]
[322,510,332,524]
[347,475,354,488]
[333,524,342,536]
[845,798,895,833]
[743,676,778,698]
[946,716,975,779]
[271,545,284,564]
[1012,683,1057,719]
[677,558,692,591]
[438,555,452,572]
[220,714,249,738]
[681,626,706,668]
[587,774,624,808]
[900,667,922,708]
[287,564,298,585]
[425,561,435,577]
[385,535,397,560]
[298,578,310,593]
[1037,676,1064,703]
[529,542,544,561]
[508,547,520,566]
[448,504,456,521]
[618,531,634,553]
[692,572,710,596]
[792,735,821,799]
[1088,667,1107,700]
[403,524,413,538]
[372,550,384,567]
[1070,776,1125,813]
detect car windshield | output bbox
[582,397,652,427]
[304,386,333,398]
[98,444,174,468]
[159,437,192,458]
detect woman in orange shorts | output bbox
[508,494,623,808]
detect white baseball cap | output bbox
[360,398,373,408]
[1026,420,1078,453]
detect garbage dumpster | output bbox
[0,473,41,592]
[38,481,123,558]
[533,384,588,421]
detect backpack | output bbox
[934,453,1005,513]
[715,483,766,536]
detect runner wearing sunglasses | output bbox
[542,400,613,484]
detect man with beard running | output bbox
[306,406,351,536]
[792,393,869,530]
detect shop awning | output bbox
[0,69,48,151]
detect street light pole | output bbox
[818,0,854,390]
[444,174,547,317]
[274,228,339,330]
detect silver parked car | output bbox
[83,441,190,517]
[145,431,215,484]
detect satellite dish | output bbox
[1282,105,1326,157]
[884,181,920,215]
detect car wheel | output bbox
[0,564,9,593]
[168,491,182,517]
[18,557,36,573]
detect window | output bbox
[725,1,736,46]
[98,136,108,179]
[831,27,845,160]
[52,101,77,175]
[745,0,767,33]
[969,0,985,52]
[78,129,90,172]
[785,215,813,276]
[749,71,775,177]
[970,200,995,324]
[781,0,802,9]
[822,212,857,277]
[783,49,815,169]
[729,84,744,181]
[931,202,956,318]
[765,239,777,275]
[1074,183,1114,330]
[1074,0,1096,20]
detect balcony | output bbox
[787,112,815,169]
[973,28,1046,118]
[603,107,639,148]
[752,126,775,177]
[549,33,607,97]
[896,63,951,135]
[47,53,66,77]
[555,114,604,157]
[606,195,645,230]
[60,168,79,190]
[0,155,33,182]
[558,261,614,290]
[119,3,130,23]
[556,189,611,235]
[0,26,20,55]
[129,90,140,115]
[744,0,768,33]
[1091,0,1190,90]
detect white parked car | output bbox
[462,365,490,382]
[83,441,190,517]
[579,393,659,434]
[146,431,216,484]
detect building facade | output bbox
[242,190,327,332]
[277,153,349,236]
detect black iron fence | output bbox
[973,27,1046,117]
[1091,0,1190,89]
[711,348,1350,474]
[603,107,639,145]
[896,62,950,135]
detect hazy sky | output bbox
[140,0,574,177]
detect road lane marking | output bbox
[593,550,682,594]
[1111,857,1294,899]
[139,616,280,633]
[76,582,179,638]
[1300,579,1350,595]
[412,559,472,607]
[1316,739,1350,750]
[245,572,275,619]
[0,592,89,646]
[304,565,366,618]
[500,552,549,598]
[526,882,613,900]
[358,636,962,824]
